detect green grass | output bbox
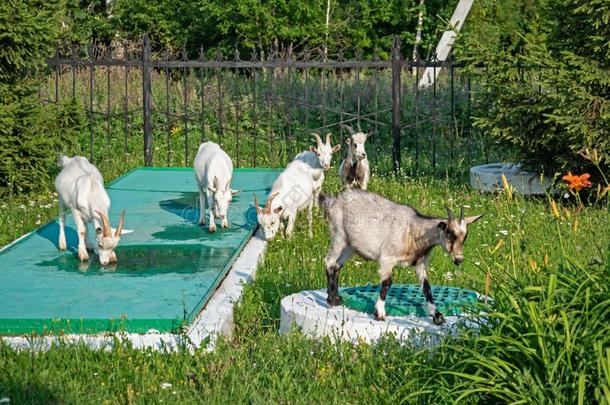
[1,172,609,404]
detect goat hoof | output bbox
[208,224,217,233]
[432,312,445,325]
[375,312,386,321]
[327,294,342,306]
[78,252,89,262]
[58,243,67,251]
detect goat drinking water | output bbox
[194,141,240,232]
[321,189,483,324]
[55,155,126,266]
[338,124,371,190]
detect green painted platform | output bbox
[340,284,479,317]
[0,167,280,335]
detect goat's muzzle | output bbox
[452,256,464,265]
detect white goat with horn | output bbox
[338,124,371,190]
[293,132,340,208]
[253,160,314,241]
[194,141,240,232]
[55,155,127,266]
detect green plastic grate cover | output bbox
[339,284,479,317]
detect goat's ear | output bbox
[464,214,484,225]
[309,146,319,155]
[437,221,447,230]
[345,138,351,145]
[332,144,341,153]
[366,131,374,139]
[273,206,283,214]
[231,189,241,196]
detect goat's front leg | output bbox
[375,259,395,321]
[198,186,206,226]
[361,171,370,191]
[313,186,320,210]
[416,256,444,325]
[72,210,89,262]
[306,199,313,238]
[206,192,217,233]
[285,210,297,239]
[58,202,67,251]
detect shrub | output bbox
[0,0,83,195]
[458,0,610,182]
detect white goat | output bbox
[321,189,483,324]
[55,155,126,266]
[253,160,314,241]
[293,133,340,208]
[194,141,240,232]
[338,124,371,190]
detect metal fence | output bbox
[44,35,492,176]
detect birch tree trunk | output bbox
[324,0,331,62]
[412,0,425,75]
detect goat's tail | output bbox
[57,154,70,168]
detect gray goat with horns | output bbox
[338,124,371,190]
[320,189,483,324]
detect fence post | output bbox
[142,34,153,166]
[391,35,402,173]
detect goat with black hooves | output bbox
[319,189,483,325]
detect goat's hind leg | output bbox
[324,239,352,306]
[198,186,206,226]
[374,260,395,321]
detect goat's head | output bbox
[209,176,240,227]
[253,192,283,240]
[342,124,371,161]
[309,133,340,170]
[94,210,125,266]
[437,207,483,265]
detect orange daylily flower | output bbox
[562,172,592,191]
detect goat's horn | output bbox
[265,192,279,213]
[341,124,355,135]
[325,133,332,145]
[460,206,465,222]
[310,132,322,145]
[95,210,112,237]
[253,193,261,214]
[445,206,455,221]
[114,210,125,238]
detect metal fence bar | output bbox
[391,36,401,173]
[123,54,129,161]
[142,35,153,166]
[88,45,94,162]
[183,62,189,166]
[251,63,257,167]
